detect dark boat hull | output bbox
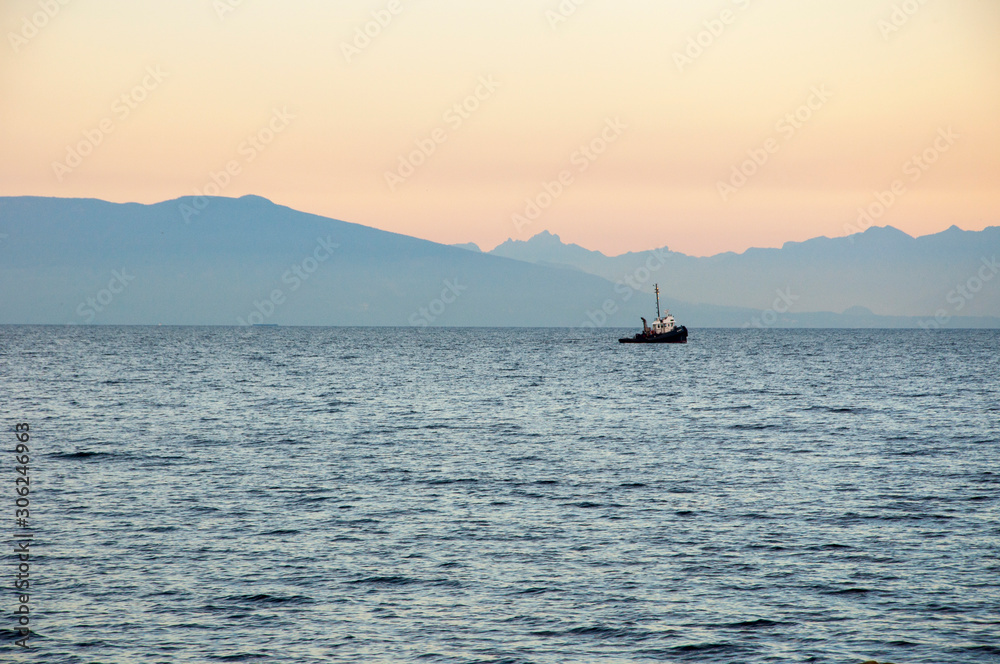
[618,326,688,344]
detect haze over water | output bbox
[3,326,998,663]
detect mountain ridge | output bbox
[485,224,1000,318]
[1,195,997,327]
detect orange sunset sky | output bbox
[2,0,998,256]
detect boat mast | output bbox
[655,284,661,319]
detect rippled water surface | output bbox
[2,326,999,663]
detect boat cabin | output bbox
[649,314,676,334]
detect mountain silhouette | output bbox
[490,226,1000,319]
[1,195,997,328]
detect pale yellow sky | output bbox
[2,0,998,255]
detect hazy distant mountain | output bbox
[1,195,997,328]
[490,226,1000,319]
[0,195,713,327]
[493,231,686,281]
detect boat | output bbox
[618,284,687,344]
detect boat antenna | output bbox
[655,284,661,319]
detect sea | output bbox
[1,326,998,664]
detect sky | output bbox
[2,0,998,257]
